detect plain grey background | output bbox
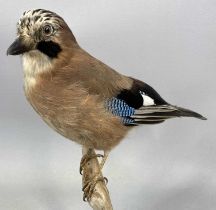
[0,0,215,209]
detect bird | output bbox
[7,9,206,199]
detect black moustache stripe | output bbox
[37,41,62,58]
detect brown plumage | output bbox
[26,56,131,150]
[7,9,206,155]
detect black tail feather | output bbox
[131,105,206,124]
[172,106,207,120]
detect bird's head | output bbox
[7,9,77,58]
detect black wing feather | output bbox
[116,78,206,125]
[117,78,168,109]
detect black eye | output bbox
[43,24,53,36]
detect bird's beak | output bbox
[7,38,30,55]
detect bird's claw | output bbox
[103,176,108,185]
[82,174,108,201]
[80,153,104,175]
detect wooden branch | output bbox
[82,146,113,210]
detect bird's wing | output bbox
[106,78,206,125]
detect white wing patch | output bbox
[140,91,155,106]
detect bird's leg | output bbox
[80,151,104,175]
[82,173,108,201]
[81,148,109,202]
[99,150,110,169]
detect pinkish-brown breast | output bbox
[24,54,132,151]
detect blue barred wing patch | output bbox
[106,97,135,124]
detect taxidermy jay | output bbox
[7,9,206,172]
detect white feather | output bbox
[140,92,155,106]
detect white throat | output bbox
[22,50,52,90]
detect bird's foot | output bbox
[82,173,108,201]
[80,153,104,175]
